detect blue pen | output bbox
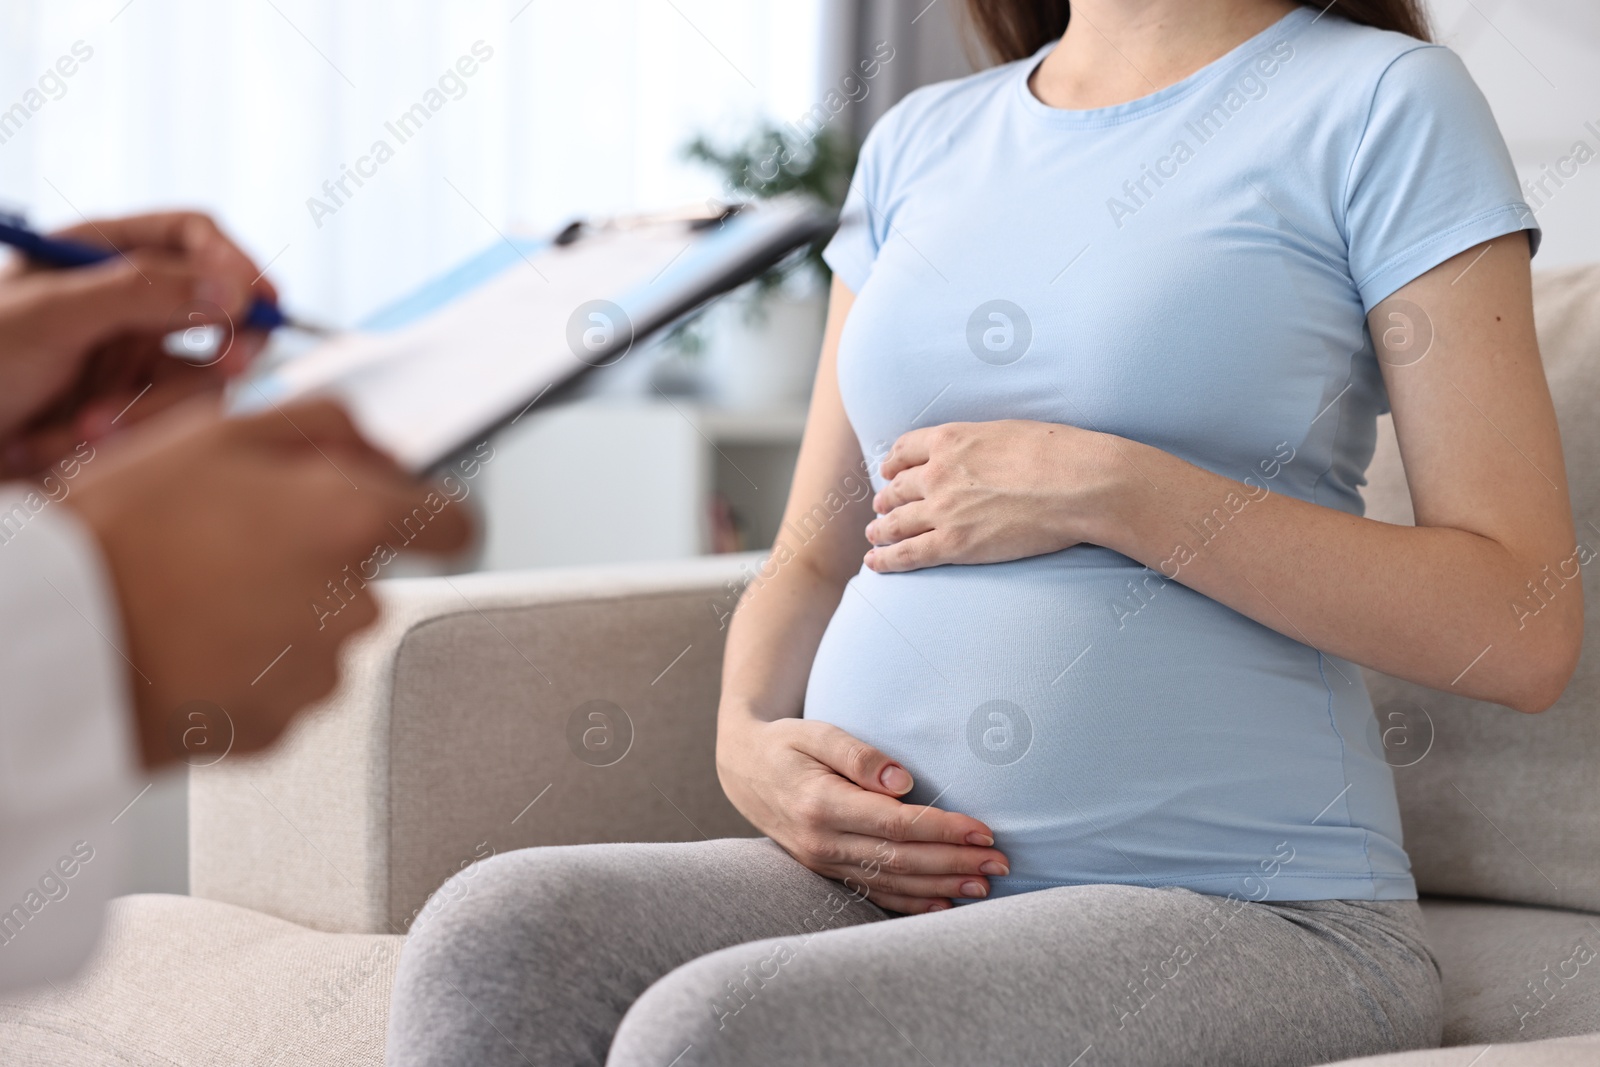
[0,213,329,335]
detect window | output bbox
[0,0,825,321]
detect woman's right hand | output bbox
[716,715,1010,914]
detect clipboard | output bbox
[236,198,836,473]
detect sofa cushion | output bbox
[0,893,398,1066]
[1420,897,1600,1045]
[190,556,760,937]
[383,584,757,936]
[1321,1032,1600,1066]
[1362,264,1600,913]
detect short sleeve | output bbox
[1343,45,1538,312]
[823,107,901,293]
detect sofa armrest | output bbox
[190,553,761,934]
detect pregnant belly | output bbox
[802,546,1409,899]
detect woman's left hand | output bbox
[863,419,1122,573]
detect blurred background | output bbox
[1,0,1594,891]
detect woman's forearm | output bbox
[718,555,848,733]
[720,275,870,740]
[1096,440,1583,712]
[860,240,1577,712]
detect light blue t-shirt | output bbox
[807,6,1537,902]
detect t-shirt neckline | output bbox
[1014,5,1315,128]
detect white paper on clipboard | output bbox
[235,198,833,473]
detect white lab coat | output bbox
[0,484,138,993]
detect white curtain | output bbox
[0,0,824,323]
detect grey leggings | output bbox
[385,838,1441,1067]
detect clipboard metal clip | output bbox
[552,202,744,248]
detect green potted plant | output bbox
[657,121,856,407]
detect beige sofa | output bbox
[3,265,1598,1065]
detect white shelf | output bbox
[473,398,807,571]
[696,405,808,444]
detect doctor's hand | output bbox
[716,716,1009,914]
[863,420,1122,574]
[66,398,472,767]
[0,211,274,477]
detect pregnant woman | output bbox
[389,1,1580,1064]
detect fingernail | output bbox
[864,522,876,541]
[926,901,950,912]
[979,861,1009,877]
[880,765,912,794]
[965,832,994,847]
[960,881,987,899]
